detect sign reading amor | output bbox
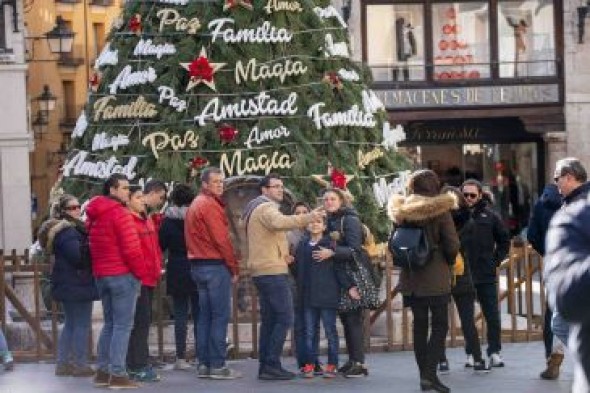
[375,84,559,109]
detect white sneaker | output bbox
[465,355,474,368]
[174,359,193,371]
[489,353,505,367]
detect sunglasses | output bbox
[463,192,479,199]
[65,205,81,211]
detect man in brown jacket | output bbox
[185,167,240,380]
[241,174,323,380]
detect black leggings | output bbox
[411,301,448,379]
[339,309,365,363]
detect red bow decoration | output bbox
[223,0,253,11]
[188,156,209,178]
[188,56,214,82]
[89,72,101,92]
[128,14,142,34]
[331,168,348,189]
[323,72,343,90]
[218,124,239,144]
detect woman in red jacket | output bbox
[126,185,163,382]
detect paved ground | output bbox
[0,342,573,393]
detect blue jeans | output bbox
[0,329,9,354]
[294,303,320,368]
[96,274,140,376]
[253,274,294,370]
[191,264,231,369]
[172,292,199,360]
[57,301,93,367]
[303,307,338,366]
[551,309,570,346]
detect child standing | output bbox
[295,217,350,378]
[0,329,14,371]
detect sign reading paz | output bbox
[142,130,199,160]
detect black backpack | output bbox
[388,225,431,270]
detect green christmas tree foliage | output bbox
[58,0,409,240]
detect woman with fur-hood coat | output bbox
[387,170,459,393]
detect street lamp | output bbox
[31,85,57,140]
[45,16,75,55]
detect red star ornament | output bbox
[128,14,142,35]
[218,124,239,144]
[181,47,226,92]
[89,72,101,92]
[223,0,253,11]
[323,72,343,90]
[188,156,210,178]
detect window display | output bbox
[432,2,490,80]
[366,4,425,82]
[498,1,556,77]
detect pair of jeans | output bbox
[191,264,231,369]
[303,307,338,366]
[544,302,554,358]
[57,300,93,367]
[127,286,153,370]
[0,328,9,354]
[172,292,199,360]
[411,301,449,379]
[252,274,294,370]
[294,303,320,368]
[96,274,140,376]
[339,309,365,363]
[551,309,570,347]
[474,283,501,356]
[450,292,483,362]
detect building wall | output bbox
[26,1,123,233]
[0,1,32,251]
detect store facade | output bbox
[359,0,564,233]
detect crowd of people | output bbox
[0,158,588,393]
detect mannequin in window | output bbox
[506,17,528,77]
[394,17,417,81]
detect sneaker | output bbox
[301,363,315,378]
[343,362,368,378]
[71,365,95,377]
[108,375,140,390]
[438,360,450,374]
[209,366,242,380]
[55,363,72,377]
[2,352,14,371]
[197,364,210,378]
[94,369,111,387]
[338,361,353,374]
[465,355,474,368]
[473,359,491,373]
[258,366,296,380]
[323,364,337,379]
[129,366,161,382]
[314,362,324,376]
[489,353,505,368]
[174,359,192,371]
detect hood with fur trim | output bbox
[37,219,73,254]
[387,193,457,224]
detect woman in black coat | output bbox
[158,184,198,370]
[38,194,98,377]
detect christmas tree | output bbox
[57,0,408,240]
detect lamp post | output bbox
[26,16,76,60]
[31,85,57,140]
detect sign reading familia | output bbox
[375,84,559,109]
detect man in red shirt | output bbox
[185,167,240,379]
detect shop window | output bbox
[432,2,490,81]
[498,1,556,78]
[366,4,425,82]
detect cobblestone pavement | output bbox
[0,342,573,393]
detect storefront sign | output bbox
[375,84,559,109]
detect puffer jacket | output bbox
[85,196,147,281]
[388,193,460,298]
[131,212,162,288]
[527,184,561,256]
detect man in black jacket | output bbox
[461,179,510,368]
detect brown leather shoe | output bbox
[93,369,110,387]
[108,375,140,390]
[540,353,564,380]
[71,365,95,377]
[55,363,72,376]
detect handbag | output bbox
[338,249,381,312]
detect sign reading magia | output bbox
[375,84,559,109]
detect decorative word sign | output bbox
[109,65,157,94]
[372,171,411,208]
[158,86,187,112]
[323,34,349,57]
[194,91,298,126]
[264,0,303,14]
[313,6,347,28]
[142,130,199,160]
[156,0,188,4]
[220,150,293,176]
[244,125,290,148]
[235,58,308,85]
[91,133,130,152]
[133,39,176,59]
[382,122,406,150]
[338,69,360,81]
[62,150,138,180]
[95,43,118,68]
[157,9,201,34]
[307,103,376,130]
[209,18,293,44]
[358,147,384,170]
[93,96,158,121]
[72,112,88,138]
[362,89,385,113]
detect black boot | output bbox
[420,375,450,393]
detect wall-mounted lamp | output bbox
[578,1,590,44]
[26,16,75,61]
[31,85,57,140]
